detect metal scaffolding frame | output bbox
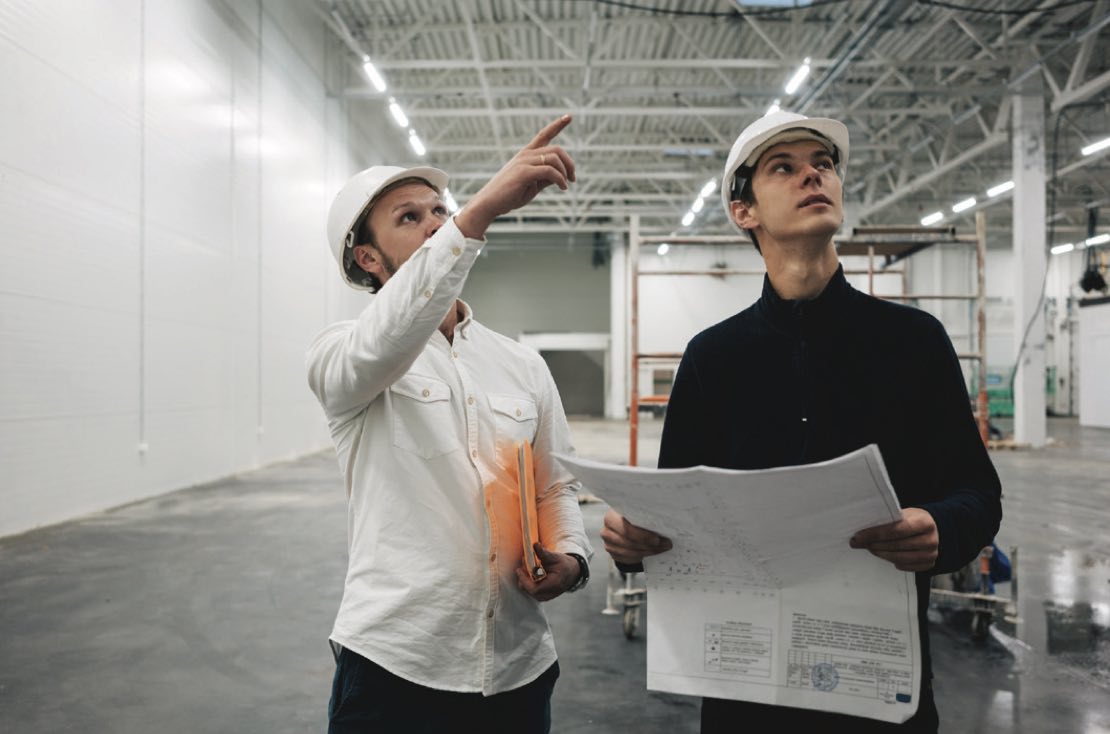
[626,211,989,466]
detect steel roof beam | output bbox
[406,105,955,118]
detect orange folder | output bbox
[516,441,546,581]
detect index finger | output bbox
[526,114,572,149]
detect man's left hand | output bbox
[849,508,938,572]
[515,543,582,602]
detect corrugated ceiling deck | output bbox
[323,0,1110,237]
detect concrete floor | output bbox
[1,417,1108,733]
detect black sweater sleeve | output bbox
[658,345,708,471]
[915,319,1003,574]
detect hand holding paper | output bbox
[601,509,672,565]
[849,507,939,572]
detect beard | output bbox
[375,247,399,278]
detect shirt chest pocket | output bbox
[488,393,538,446]
[389,375,460,459]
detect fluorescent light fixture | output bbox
[657,243,670,256]
[952,197,976,213]
[691,197,704,213]
[784,58,811,95]
[699,179,716,198]
[681,211,695,227]
[362,56,387,93]
[987,180,1014,197]
[408,130,426,156]
[663,146,714,157]
[921,211,944,226]
[1050,243,1074,255]
[387,98,408,128]
[765,99,781,116]
[444,188,458,213]
[1081,136,1110,156]
[1086,233,1110,246]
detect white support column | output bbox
[606,234,628,419]
[841,199,862,236]
[1011,85,1048,447]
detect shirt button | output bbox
[451,246,462,256]
[452,351,458,358]
[515,408,521,417]
[423,289,433,298]
[487,609,494,619]
[489,553,496,562]
[422,388,431,397]
[467,396,475,405]
[471,449,478,458]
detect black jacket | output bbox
[658,265,1002,726]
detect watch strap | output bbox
[566,553,589,592]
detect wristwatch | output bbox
[566,553,589,592]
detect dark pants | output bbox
[327,647,559,734]
[701,680,938,733]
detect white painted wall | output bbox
[1078,299,1110,428]
[460,233,611,337]
[1045,247,1088,415]
[0,0,392,536]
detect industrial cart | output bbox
[930,545,1018,641]
[601,558,647,639]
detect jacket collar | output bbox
[456,299,474,339]
[757,263,853,333]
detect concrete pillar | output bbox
[1011,85,1048,447]
[606,235,628,420]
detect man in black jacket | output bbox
[601,111,1002,732]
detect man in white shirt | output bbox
[307,115,593,733]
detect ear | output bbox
[352,244,386,281]
[730,199,759,230]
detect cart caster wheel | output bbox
[971,611,991,642]
[622,606,641,639]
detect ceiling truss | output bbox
[319,0,1110,240]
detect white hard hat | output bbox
[719,111,849,230]
[326,165,449,290]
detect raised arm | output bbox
[306,116,576,419]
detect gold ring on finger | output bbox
[541,153,547,165]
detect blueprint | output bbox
[555,445,920,723]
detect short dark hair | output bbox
[343,177,438,293]
[732,172,762,253]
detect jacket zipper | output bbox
[795,303,810,463]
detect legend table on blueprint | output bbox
[704,622,772,677]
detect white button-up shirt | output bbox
[306,217,592,695]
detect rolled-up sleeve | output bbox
[532,358,593,561]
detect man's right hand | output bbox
[454,115,576,239]
[601,509,672,565]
